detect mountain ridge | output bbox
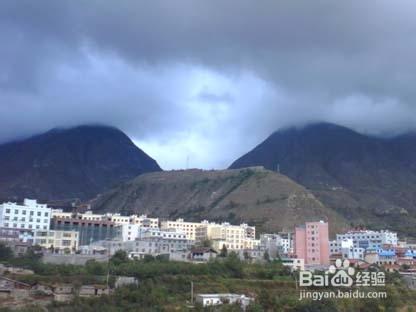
[0,125,161,202]
[91,166,348,235]
[229,122,416,236]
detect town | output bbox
[1,199,416,310]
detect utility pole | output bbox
[186,155,190,170]
[191,281,194,305]
[106,248,110,290]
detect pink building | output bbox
[295,221,329,266]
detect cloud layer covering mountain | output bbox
[1,1,416,168]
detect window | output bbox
[15,210,19,214]
[5,209,10,213]
[44,212,49,217]
[37,212,41,217]
[30,211,34,216]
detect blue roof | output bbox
[405,250,416,257]
[377,249,396,257]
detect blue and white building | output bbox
[0,199,51,231]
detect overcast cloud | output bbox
[1,1,416,169]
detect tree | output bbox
[263,250,270,262]
[0,243,13,261]
[110,250,129,265]
[201,239,213,248]
[85,259,106,275]
[224,252,243,278]
[220,245,228,257]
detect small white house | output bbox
[196,293,253,309]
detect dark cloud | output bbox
[1,1,416,168]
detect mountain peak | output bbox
[230,122,416,237]
[0,125,161,202]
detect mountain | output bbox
[0,125,161,201]
[230,122,416,237]
[91,167,347,235]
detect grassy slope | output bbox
[91,167,347,236]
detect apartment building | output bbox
[0,199,51,231]
[196,222,259,251]
[125,228,192,258]
[336,230,398,250]
[34,230,79,252]
[160,218,203,240]
[129,215,159,228]
[294,221,329,266]
[52,210,159,228]
[260,232,293,257]
[329,238,365,260]
[51,212,120,245]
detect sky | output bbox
[1,1,416,169]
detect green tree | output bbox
[110,250,129,265]
[220,245,228,257]
[201,239,213,248]
[263,250,270,262]
[85,259,106,275]
[0,243,13,261]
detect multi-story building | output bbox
[0,228,34,244]
[125,228,192,259]
[129,215,159,228]
[260,232,293,257]
[294,221,329,266]
[329,238,365,260]
[161,219,204,240]
[50,210,72,220]
[34,230,79,252]
[196,221,259,251]
[0,199,51,231]
[51,212,120,245]
[51,210,159,245]
[107,213,131,224]
[78,211,105,221]
[336,230,398,250]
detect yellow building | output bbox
[196,222,259,251]
[130,215,159,228]
[160,219,205,240]
[51,209,73,219]
[34,230,79,252]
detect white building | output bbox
[0,199,51,231]
[121,224,141,242]
[280,257,305,271]
[126,228,193,259]
[195,294,253,309]
[329,238,365,260]
[336,230,398,251]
